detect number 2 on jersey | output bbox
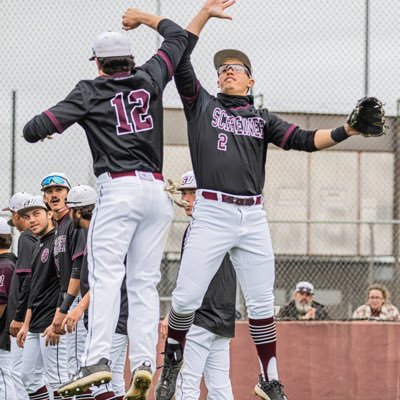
[217,133,228,151]
[111,90,154,135]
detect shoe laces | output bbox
[157,352,180,386]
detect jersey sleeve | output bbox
[13,274,31,322]
[266,112,317,152]
[23,83,87,143]
[174,32,212,123]
[69,226,86,280]
[0,264,14,305]
[16,233,37,274]
[140,19,188,90]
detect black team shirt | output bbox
[54,212,86,306]
[7,230,37,326]
[174,33,319,196]
[23,20,188,177]
[0,253,17,351]
[28,228,60,333]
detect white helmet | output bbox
[40,172,71,192]
[65,185,97,207]
[17,195,49,215]
[0,217,11,234]
[178,171,197,190]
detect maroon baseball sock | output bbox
[28,386,50,400]
[249,317,278,381]
[166,308,194,350]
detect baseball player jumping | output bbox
[61,185,129,400]
[159,171,237,400]
[23,7,189,399]
[124,0,380,398]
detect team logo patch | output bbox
[181,176,195,186]
[41,247,50,263]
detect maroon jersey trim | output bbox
[16,269,31,274]
[72,250,85,261]
[280,124,297,148]
[44,110,65,133]
[157,49,173,81]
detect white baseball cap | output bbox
[0,217,11,234]
[41,172,71,192]
[2,192,33,212]
[89,31,132,61]
[65,185,97,207]
[178,171,197,190]
[17,196,49,215]
[295,281,314,294]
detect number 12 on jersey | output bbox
[110,90,154,135]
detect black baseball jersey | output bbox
[28,228,61,333]
[174,32,318,196]
[7,230,37,324]
[182,226,237,338]
[23,20,188,177]
[0,253,17,351]
[54,212,86,306]
[80,249,128,335]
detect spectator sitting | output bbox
[352,284,400,321]
[277,281,329,320]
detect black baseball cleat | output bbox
[57,358,112,397]
[254,376,288,400]
[154,343,184,400]
[124,362,153,400]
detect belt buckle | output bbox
[138,171,154,181]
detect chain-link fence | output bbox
[1,1,400,320]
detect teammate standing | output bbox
[0,217,18,399]
[3,192,36,400]
[126,0,371,398]
[23,7,189,398]
[16,196,69,400]
[39,172,88,391]
[61,185,129,400]
[158,171,236,400]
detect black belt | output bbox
[200,191,262,206]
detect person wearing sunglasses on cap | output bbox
[40,172,89,397]
[276,282,329,321]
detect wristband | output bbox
[59,293,76,314]
[331,126,349,143]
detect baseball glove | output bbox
[347,97,387,137]
[164,179,189,208]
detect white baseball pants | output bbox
[0,349,18,400]
[10,338,29,400]
[91,332,128,397]
[66,296,87,377]
[176,324,233,400]
[84,172,173,373]
[20,331,69,393]
[172,192,275,319]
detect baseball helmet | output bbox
[178,171,197,191]
[17,196,49,216]
[65,185,97,207]
[41,172,71,192]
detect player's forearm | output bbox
[139,11,164,31]
[0,304,6,318]
[314,124,358,150]
[66,278,81,297]
[186,8,212,36]
[23,113,57,143]
[77,292,90,312]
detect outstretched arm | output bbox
[122,8,163,31]
[314,123,359,150]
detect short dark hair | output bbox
[0,234,12,250]
[97,56,135,75]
